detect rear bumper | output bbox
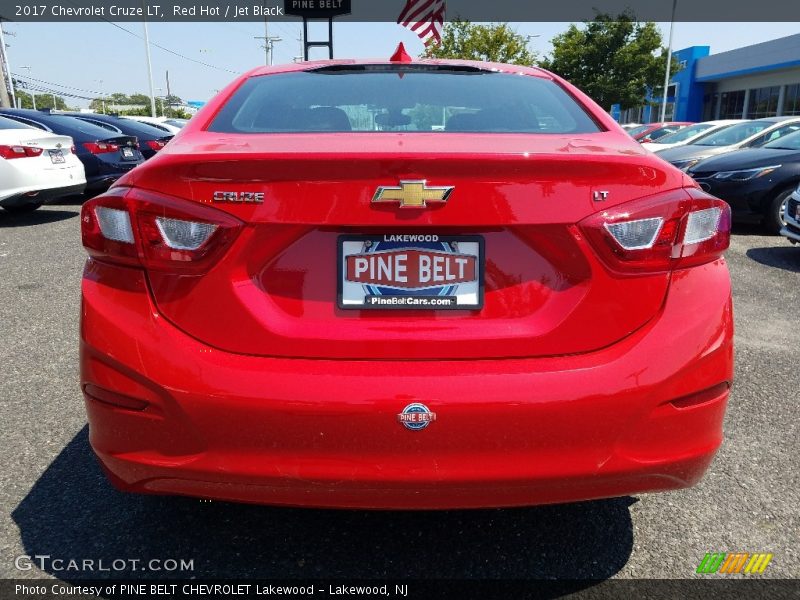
[693,178,769,223]
[80,259,734,509]
[782,195,800,243]
[0,182,86,208]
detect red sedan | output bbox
[79,51,733,509]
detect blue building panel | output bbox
[651,46,710,122]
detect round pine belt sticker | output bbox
[397,403,436,431]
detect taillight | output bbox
[579,188,731,274]
[0,145,44,159]
[81,187,243,274]
[145,139,166,152]
[83,141,119,154]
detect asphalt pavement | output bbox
[0,200,798,585]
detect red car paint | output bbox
[79,57,733,509]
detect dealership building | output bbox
[616,33,800,123]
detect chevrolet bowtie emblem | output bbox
[372,180,454,209]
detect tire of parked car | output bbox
[766,187,794,234]
[2,201,43,215]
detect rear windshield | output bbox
[50,116,126,139]
[208,68,602,134]
[77,116,171,138]
[647,125,683,140]
[0,115,35,130]
[626,124,651,137]
[651,123,713,144]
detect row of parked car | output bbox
[625,116,800,237]
[0,109,186,214]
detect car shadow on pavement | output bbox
[12,427,634,583]
[0,209,78,228]
[746,246,800,273]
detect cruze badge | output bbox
[213,191,264,204]
[397,403,437,431]
[373,180,453,209]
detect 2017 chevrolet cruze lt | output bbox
[79,53,734,509]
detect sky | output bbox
[2,20,799,107]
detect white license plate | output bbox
[48,149,65,164]
[121,147,135,158]
[338,234,484,310]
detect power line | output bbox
[100,20,241,75]
[11,73,104,95]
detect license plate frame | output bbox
[337,234,484,311]
[48,149,65,164]
[121,147,135,159]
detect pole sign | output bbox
[284,0,352,18]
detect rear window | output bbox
[50,116,125,139]
[0,115,35,130]
[627,125,651,137]
[209,68,602,134]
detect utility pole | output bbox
[20,65,34,110]
[165,70,171,117]
[0,22,13,108]
[96,79,105,113]
[254,16,281,66]
[156,87,163,117]
[293,35,303,62]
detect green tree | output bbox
[422,20,536,66]
[128,93,152,105]
[12,87,70,110]
[539,12,680,110]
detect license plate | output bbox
[121,147,134,159]
[48,149,65,164]
[338,234,484,310]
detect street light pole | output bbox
[659,0,677,123]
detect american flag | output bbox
[397,0,446,46]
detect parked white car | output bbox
[119,116,185,135]
[0,115,86,214]
[641,119,744,153]
[656,116,800,171]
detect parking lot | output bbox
[0,199,798,582]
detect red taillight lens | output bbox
[81,187,243,274]
[579,188,731,274]
[0,144,44,159]
[145,139,166,152]
[70,145,77,154]
[83,141,119,154]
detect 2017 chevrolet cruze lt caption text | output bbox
[79,51,734,509]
